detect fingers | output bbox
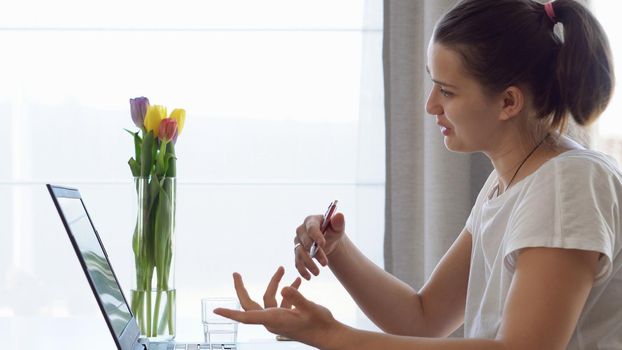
[293,213,346,280]
[263,266,285,308]
[295,246,320,280]
[213,308,271,325]
[295,215,324,251]
[281,286,312,312]
[215,288,314,324]
[280,277,302,308]
[233,272,262,311]
[304,216,326,248]
[294,216,326,280]
[327,212,345,233]
[314,247,329,267]
[291,276,303,289]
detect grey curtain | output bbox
[383,0,492,290]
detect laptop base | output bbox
[148,341,236,350]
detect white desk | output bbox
[0,316,316,350]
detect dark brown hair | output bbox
[433,0,614,130]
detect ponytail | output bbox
[551,0,614,128]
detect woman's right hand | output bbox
[293,212,346,280]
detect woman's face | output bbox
[426,42,504,153]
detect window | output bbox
[592,1,622,164]
[0,0,385,342]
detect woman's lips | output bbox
[436,120,451,135]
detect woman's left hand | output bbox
[213,266,345,348]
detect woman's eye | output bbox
[439,88,453,97]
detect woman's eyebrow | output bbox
[425,65,458,89]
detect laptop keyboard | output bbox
[175,345,235,350]
[149,343,236,350]
[178,345,235,350]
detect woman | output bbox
[215,1,622,349]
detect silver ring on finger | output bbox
[294,242,302,251]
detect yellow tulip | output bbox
[144,105,167,137]
[169,109,186,136]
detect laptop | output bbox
[47,184,235,350]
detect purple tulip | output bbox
[130,97,150,129]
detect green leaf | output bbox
[154,198,163,288]
[156,178,175,290]
[134,132,142,163]
[165,143,176,177]
[141,132,155,177]
[163,154,176,178]
[152,177,173,290]
[128,157,140,177]
[155,140,168,177]
[152,139,158,175]
[132,223,140,259]
[125,129,143,165]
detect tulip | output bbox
[144,105,167,137]
[158,118,178,142]
[130,97,150,130]
[169,109,186,140]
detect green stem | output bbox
[130,286,140,315]
[152,289,162,336]
[146,287,152,337]
[141,292,147,334]
[157,292,169,334]
[168,289,175,335]
[137,291,146,334]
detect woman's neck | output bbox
[487,133,582,196]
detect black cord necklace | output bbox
[488,134,549,200]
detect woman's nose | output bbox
[425,89,443,116]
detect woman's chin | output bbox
[443,135,471,153]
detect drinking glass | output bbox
[201,298,240,347]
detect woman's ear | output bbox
[498,86,525,121]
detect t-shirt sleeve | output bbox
[465,207,474,234]
[503,155,618,285]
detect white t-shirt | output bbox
[464,149,622,349]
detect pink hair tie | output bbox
[544,2,556,23]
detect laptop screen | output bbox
[54,194,133,338]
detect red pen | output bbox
[310,200,338,258]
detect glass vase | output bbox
[130,176,177,340]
